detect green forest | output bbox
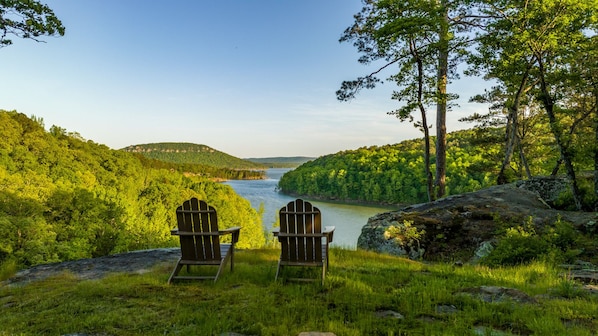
[0,110,266,270]
[245,156,315,168]
[122,143,266,172]
[129,150,265,180]
[334,0,597,208]
[287,0,597,209]
[1,0,597,273]
[279,123,596,208]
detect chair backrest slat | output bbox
[176,198,221,261]
[279,199,322,263]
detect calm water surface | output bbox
[224,168,396,249]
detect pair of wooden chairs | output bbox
[168,198,335,284]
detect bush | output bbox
[554,177,597,211]
[384,220,426,259]
[0,258,18,281]
[482,224,550,266]
[482,216,583,267]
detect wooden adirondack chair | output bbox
[273,199,335,285]
[168,198,240,283]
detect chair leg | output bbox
[275,261,282,282]
[325,243,330,269]
[168,260,183,284]
[230,248,234,272]
[214,260,227,283]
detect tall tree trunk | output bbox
[435,0,449,199]
[537,57,583,210]
[519,146,532,179]
[551,157,563,176]
[497,108,519,184]
[415,50,434,202]
[497,66,530,184]
[422,110,433,202]
[594,90,598,211]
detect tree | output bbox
[0,110,269,268]
[0,0,64,47]
[337,0,481,199]
[472,0,598,210]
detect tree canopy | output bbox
[0,110,266,269]
[279,122,597,209]
[467,0,598,209]
[338,0,597,209]
[122,143,267,171]
[338,0,483,199]
[0,0,65,47]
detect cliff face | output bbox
[358,178,598,262]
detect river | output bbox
[224,168,396,249]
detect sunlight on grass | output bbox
[0,259,18,282]
[1,248,597,335]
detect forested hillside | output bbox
[278,127,596,206]
[131,153,264,180]
[122,143,266,171]
[0,110,266,270]
[245,156,315,168]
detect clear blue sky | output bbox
[1,0,489,158]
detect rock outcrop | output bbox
[357,178,598,262]
[3,248,180,286]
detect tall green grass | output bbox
[1,248,596,335]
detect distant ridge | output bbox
[121,142,266,169]
[245,156,315,168]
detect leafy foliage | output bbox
[385,220,426,259]
[132,152,265,180]
[278,112,598,208]
[482,216,590,267]
[122,143,266,171]
[245,156,315,168]
[278,129,505,204]
[0,110,265,269]
[0,0,65,47]
[467,0,598,209]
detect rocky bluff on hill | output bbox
[358,177,598,263]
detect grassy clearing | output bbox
[0,248,596,335]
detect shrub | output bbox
[482,216,584,267]
[384,220,426,259]
[482,222,551,266]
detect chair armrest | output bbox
[276,232,328,238]
[323,226,335,243]
[171,230,220,236]
[272,228,282,242]
[220,226,241,244]
[273,227,334,242]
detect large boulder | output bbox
[357,179,598,262]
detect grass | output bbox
[0,248,597,335]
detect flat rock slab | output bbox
[570,270,598,284]
[3,248,180,286]
[457,286,537,304]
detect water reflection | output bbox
[224,168,396,249]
